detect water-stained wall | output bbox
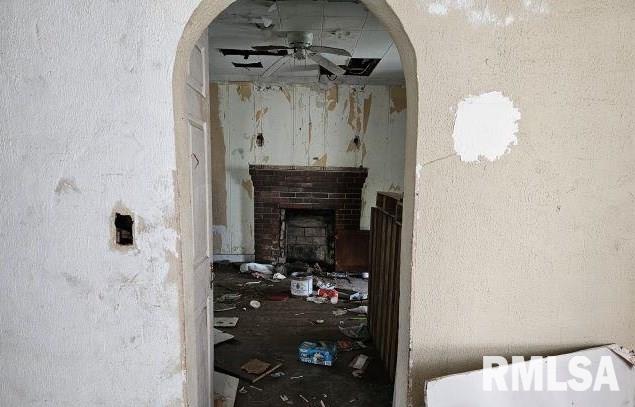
[210,82,406,258]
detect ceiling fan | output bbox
[252,31,351,78]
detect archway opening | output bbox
[173,1,418,405]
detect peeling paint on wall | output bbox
[326,86,338,111]
[452,91,520,162]
[236,83,252,102]
[212,83,406,254]
[241,178,253,200]
[390,86,407,114]
[362,95,373,135]
[313,153,328,166]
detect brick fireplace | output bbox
[249,165,368,264]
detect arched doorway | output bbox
[172,1,418,405]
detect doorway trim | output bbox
[172,1,419,405]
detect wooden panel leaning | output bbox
[368,192,403,382]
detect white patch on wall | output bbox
[452,91,520,163]
[425,0,546,26]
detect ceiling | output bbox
[208,0,404,84]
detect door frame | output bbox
[172,1,419,405]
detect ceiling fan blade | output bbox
[252,45,291,51]
[308,53,346,76]
[261,54,293,78]
[308,46,352,57]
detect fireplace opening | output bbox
[282,209,335,267]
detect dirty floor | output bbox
[213,262,394,407]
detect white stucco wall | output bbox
[210,82,406,257]
[0,1,202,405]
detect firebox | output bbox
[282,209,335,265]
[249,165,368,264]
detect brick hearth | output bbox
[249,165,368,263]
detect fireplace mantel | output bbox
[249,165,368,263]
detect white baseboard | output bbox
[212,254,255,262]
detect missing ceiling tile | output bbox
[233,62,263,69]
[319,58,381,77]
[219,49,288,59]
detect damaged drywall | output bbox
[452,91,520,162]
[211,83,406,257]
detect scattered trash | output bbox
[238,386,247,394]
[280,394,289,402]
[270,371,285,378]
[294,312,305,316]
[290,375,304,380]
[273,272,286,281]
[315,278,336,290]
[299,394,309,403]
[213,371,238,407]
[248,385,262,391]
[269,294,289,301]
[347,305,368,314]
[306,296,328,304]
[215,304,237,312]
[252,363,283,383]
[241,359,270,375]
[314,319,324,324]
[337,289,368,301]
[244,281,261,286]
[338,319,369,340]
[337,339,368,352]
[214,317,239,328]
[213,328,234,345]
[349,354,369,378]
[251,272,272,280]
[249,300,261,309]
[332,308,347,316]
[240,262,274,274]
[320,400,326,407]
[290,272,313,297]
[217,293,241,302]
[317,288,339,304]
[299,341,337,366]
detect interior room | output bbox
[206,0,405,405]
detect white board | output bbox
[425,346,635,407]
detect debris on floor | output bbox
[347,306,368,314]
[213,261,392,406]
[317,288,339,304]
[239,262,274,274]
[298,341,338,366]
[214,328,235,345]
[339,318,369,340]
[290,271,313,296]
[306,296,328,304]
[241,359,270,375]
[349,354,370,378]
[249,300,261,309]
[214,317,239,328]
[213,371,239,407]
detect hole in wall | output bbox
[256,133,264,147]
[115,213,134,246]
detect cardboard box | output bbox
[298,341,337,366]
